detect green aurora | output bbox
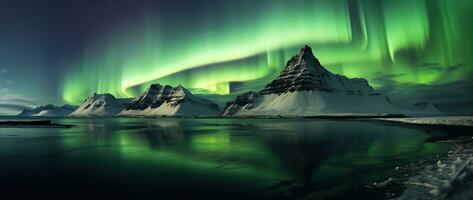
[61,0,473,104]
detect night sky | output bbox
[1,0,473,115]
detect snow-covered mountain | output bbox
[222,45,399,116]
[18,104,77,116]
[402,102,442,116]
[119,84,220,116]
[70,93,130,117]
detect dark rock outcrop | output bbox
[121,84,220,115]
[260,45,334,94]
[124,84,220,111]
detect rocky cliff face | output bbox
[120,84,220,116]
[222,45,397,116]
[260,45,333,94]
[222,92,260,116]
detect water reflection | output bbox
[56,119,445,181]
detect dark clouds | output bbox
[0,103,33,115]
[0,87,36,115]
[371,73,405,95]
[0,103,32,111]
[370,61,473,114]
[377,78,473,114]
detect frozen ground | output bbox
[360,135,473,200]
[378,116,473,127]
[397,140,473,199]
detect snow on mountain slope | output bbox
[224,90,397,116]
[70,93,128,117]
[119,84,220,116]
[222,45,399,116]
[18,104,77,116]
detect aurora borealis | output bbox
[1,0,473,114]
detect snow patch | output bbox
[70,93,126,117]
[225,90,399,116]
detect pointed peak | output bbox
[298,45,317,59]
[149,83,163,90]
[173,85,192,96]
[175,85,187,91]
[301,45,313,53]
[259,45,331,94]
[284,45,321,68]
[144,83,165,95]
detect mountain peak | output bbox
[121,83,220,115]
[173,85,192,96]
[71,93,125,116]
[175,84,186,90]
[260,45,331,94]
[127,84,195,110]
[149,83,163,90]
[300,45,314,56]
[291,45,322,68]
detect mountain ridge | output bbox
[119,84,220,116]
[69,93,129,116]
[18,104,77,116]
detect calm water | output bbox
[0,118,456,199]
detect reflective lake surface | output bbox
[0,118,456,199]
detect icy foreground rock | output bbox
[398,140,473,200]
[119,84,220,116]
[18,104,77,116]
[222,45,398,116]
[70,93,129,117]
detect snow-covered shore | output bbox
[378,116,473,127]
[397,137,473,200]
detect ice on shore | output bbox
[398,142,473,200]
[379,116,473,127]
